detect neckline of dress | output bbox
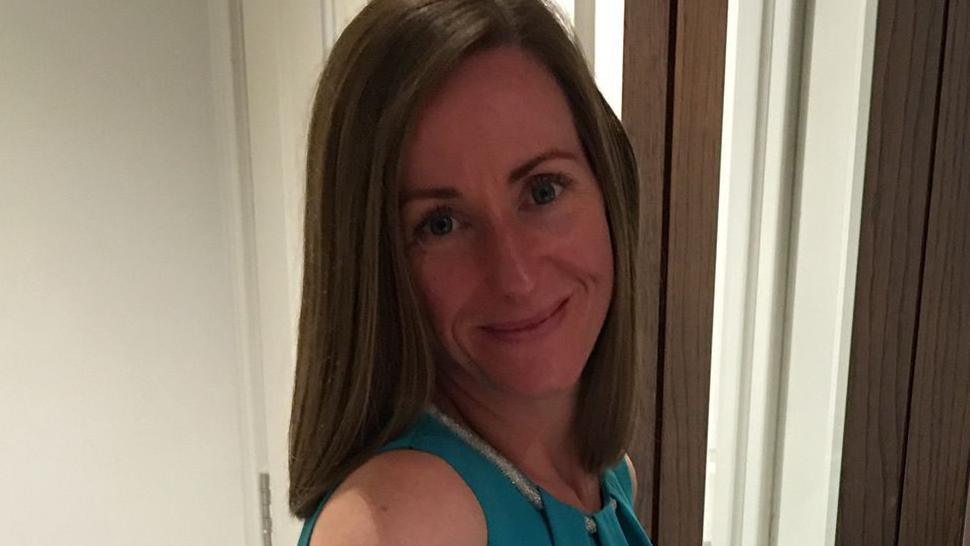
[426,405,616,535]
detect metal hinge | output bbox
[259,473,273,546]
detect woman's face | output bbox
[400,46,614,401]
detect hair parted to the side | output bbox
[289,0,642,519]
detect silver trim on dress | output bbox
[428,406,615,534]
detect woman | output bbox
[289,0,650,544]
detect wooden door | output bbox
[836,0,970,544]
[622,1,728,544]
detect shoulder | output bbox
[308,450,487,546]
[623,454,638,500]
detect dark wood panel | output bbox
[897,0,970,543]
[622,0,726,542]
[657,0,726,544]
[834,0,950,544]
[621,0,670,535]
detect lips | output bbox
[482,298,568,334]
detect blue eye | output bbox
[530,175,566,205]
[428,215,453,235]
[418,207,455,237]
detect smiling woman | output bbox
[288,1,649,545]
[402,47,615,405]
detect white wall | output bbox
[236,0,326,543]
[0,1,258,544]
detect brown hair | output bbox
[289,0,641,518]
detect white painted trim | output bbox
[206,1,269,545]
[234,0,326,544]
[591,0,624,117]
[321,0,336,50]
[708,0,879,543]
[771,0,879,544]
[572,0,597,70]
[707,0,808,544]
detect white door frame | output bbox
[708,0,880,544]
[206,1,274,544]
[226,0,326,544]
[770,0,879,544]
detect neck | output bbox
[433,376,601,512]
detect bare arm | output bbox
[309,450,486,546]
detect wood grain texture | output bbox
[622,0,670,536]
[622,1,726,542]
[897,0,970,543]
[657,0,726,544]
[834,0,950,545]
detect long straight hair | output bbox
[289,0,642,518]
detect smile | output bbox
[480,297,569,343]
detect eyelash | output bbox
[411,173,573,240]
[530,173,572,200]
[414,205,455,238]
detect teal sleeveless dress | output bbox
[297,410,654,546]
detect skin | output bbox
[313,46,618,545]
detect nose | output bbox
[483,221,537,300]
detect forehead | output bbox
[403,46,582,187]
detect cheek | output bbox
[584,211,614,273]
[561,199,615,288]
[587,223,615,312]
[596,218,616,282]
[408,251,477,338]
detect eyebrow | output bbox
[509,149,577,181]
[399,148,578,206]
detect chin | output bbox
[474,351,588,401]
